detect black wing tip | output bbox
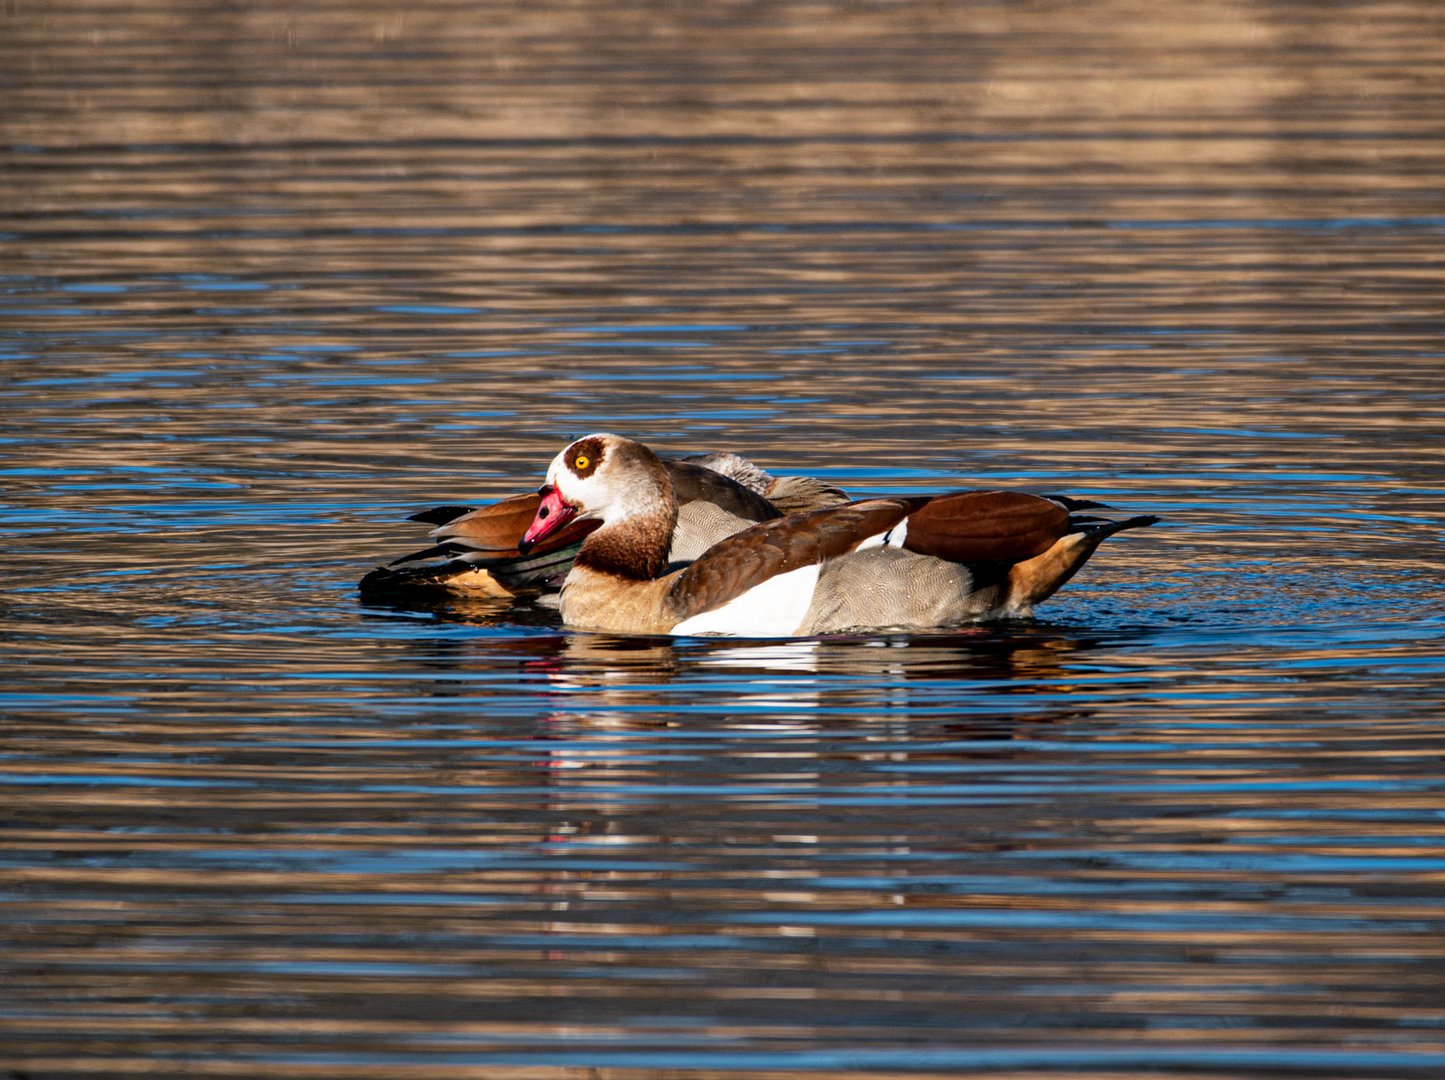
[490,542,586,589]
[1045,494,1114,512]
[1083,513,1161,537]
[388,543,460,566]
[407,505,475,525]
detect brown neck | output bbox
[575,504,677,580]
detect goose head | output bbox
[518,433,676,554]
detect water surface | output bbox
[2,2,1444,1077]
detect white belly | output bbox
[671,563,822,637]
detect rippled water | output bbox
[3,2,1445,1077]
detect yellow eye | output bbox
[574,454,590,471]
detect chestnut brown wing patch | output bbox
[429,492,598,562]
[902,491,1069,564]
[666,498,913,621]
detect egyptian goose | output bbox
[519,433,1159,636]
[358,453,848,601]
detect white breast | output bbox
[671,562,822,637]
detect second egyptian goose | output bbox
[358,452,848,601]
[519,433,1159,636]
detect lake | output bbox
[2,1,1444,1077]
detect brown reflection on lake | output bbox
[3,1,1445,1078]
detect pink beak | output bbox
[518,485,579,553]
